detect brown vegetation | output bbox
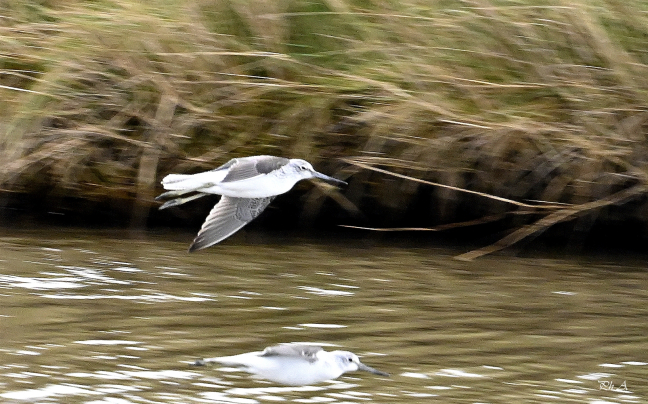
[2,1,648,256]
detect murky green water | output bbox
[0,228,646,403]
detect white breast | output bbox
[206,174,301,198]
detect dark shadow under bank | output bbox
[1,190,647,260]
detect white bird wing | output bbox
[221,156,290,183]
[189,196,275,252]
[261,344,323,363]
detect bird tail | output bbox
[161,174,195,190]
[194,356,241,367]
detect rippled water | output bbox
[0,228,646,403]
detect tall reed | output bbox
[1,0,647,253]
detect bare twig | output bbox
[342,158,567,209]
[455,184,646,261]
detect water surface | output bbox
[0,228,646,403]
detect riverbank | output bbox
[2,1,648,256]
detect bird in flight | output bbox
[157,155,347,251]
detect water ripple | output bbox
[0,274,83,290]
[40,292,213,302]
[298,286,354,296]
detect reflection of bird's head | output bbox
[332,350,390,376]
[334,351,362,372]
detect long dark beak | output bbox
[358,362,390,377]
[313,171,347,187]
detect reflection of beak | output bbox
[313,171,348,187]
[358,362,390,377]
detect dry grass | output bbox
[1,0,648,254]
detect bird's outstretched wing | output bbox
[189,196,275,252]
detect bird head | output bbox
[287,159,347,186]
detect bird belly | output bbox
[206,175,299,198]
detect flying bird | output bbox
[157,155,347,251]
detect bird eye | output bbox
[347,357,353,362]
[300,165,307,170]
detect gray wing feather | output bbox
[255,156,290,175]
[208,158,237,173]
[261,344,323,363]
[189,196,275,252]
[221,156,289,183]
